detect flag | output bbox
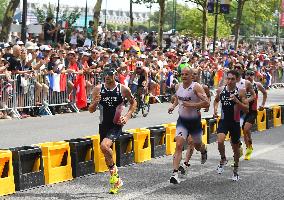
[280,13,284,27]
[166,71,174,87]
[208,0,215,14]
[47,74,54,91]
[53,73,61,92]
[60,73,67,92]
[74,74,87,109]
[220,0,230,14]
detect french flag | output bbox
[47,74,68,92]
[166,71,174,87]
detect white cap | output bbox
[82,52,91,57]
[39,45,51,51]
[16,41,24,45]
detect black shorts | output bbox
[176,117,203,143]
[217,120,241,144]
[243,111,257,128]
[99,124,122,143]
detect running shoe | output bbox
[217,160,228,174]
[201,147,208,164]
[232,166,240,181]
[244,147,253,160]
[178,162,190,175]
[109,175,123,194]
[232,172,240,181]
[109,165,119,184]
[170,172,180,184]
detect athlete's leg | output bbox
[100,138,115,167]
[170,120,187,184]
[243,122,253,149]
[217,133,227,162]
[184,135,194,164]
[230,123,241,181]
[173,136,185,171]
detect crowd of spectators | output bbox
[1,17,283,120]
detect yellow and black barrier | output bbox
[37,142,73,185]
[66,138,95,178]
[115,132,135,167]
[205,117,218,144]
[272,106,282,127]
[163,123,176,155]
[201,119,208,145]
[126,128,151,163]
[0,150,15,196]
[10,146,45,191]
[257,109,267,131]
[146,126,167,158]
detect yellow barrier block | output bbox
[0,150,15,196]
[201,119,208,144]
[37,142,73,184]
[161,123,176,128]
[85,135,116,173]
[164,126,176,155]
[127,128,151,163]
[257,109,267,131]
[272,106,282,127]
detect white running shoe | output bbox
[170,172,180,184]
[232,172,240,181]
[178,163,190,175]
[217,164,225,174]
[217,160,228,174]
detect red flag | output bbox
[74,75,87,109]
[280,13,284,27]
[60,73,67,92]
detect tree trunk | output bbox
[234,0,246,49]
[158,0,166,48]
[129,0,134,35]
[202,0,208,52]
[93,0,103,46]
[0,0,20,42]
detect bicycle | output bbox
[129,84,150,118]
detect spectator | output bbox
[43,17,58,45]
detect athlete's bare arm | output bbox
[235,89,249,113]
[256,82,267,110]
[213,86,223,117]
[168,84,179,114]
[202,84,211,112]
[246,80,256,103]
[183,83,210,109]
[119,85,137,124]
[88,85,102,113]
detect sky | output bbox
[28,0,196,12]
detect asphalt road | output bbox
[0,88,284,200]
[0,88,283,148]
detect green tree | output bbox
[93,0,103,46]
[0,0,20,42]
[0,0,8,23]
[184,0,208,52]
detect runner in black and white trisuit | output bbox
[89,67,137,194]
[214,70,249,181]
[243,70,267,160]
[178,68,211,175]
[168,67,210,184]
[234,64,256,157]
